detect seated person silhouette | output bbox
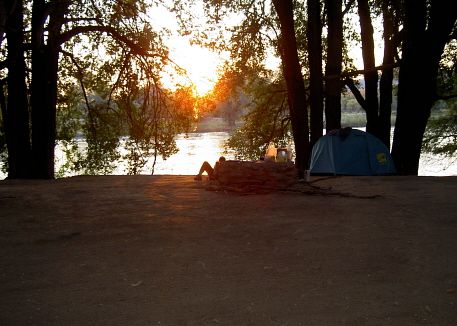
[194,156,226,180]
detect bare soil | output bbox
[1,175,456,326]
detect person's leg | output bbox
[195,161,214,180]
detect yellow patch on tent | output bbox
[376,153,387,164]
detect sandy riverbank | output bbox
[1,175,456,325]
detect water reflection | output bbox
[118,132,235,175]
[1,131,456,178]
[418,153,457,176]
[124,131,457,176]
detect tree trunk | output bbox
[272,0,310,176]
[30,45,59,179]
[5,0,31,178]
[391,0,457,175]
[378,0,397,149]
[324,0,343,132]
[1,0,19,44]
[357,0,380,140]
[307,0,324,146]
[30,0,66,179]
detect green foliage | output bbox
[55,75,196,176]
[423,105,457,159]
[203,68,248,126]
[56,84,85,142]
[422,45,457,159]
[15,0,198,177]
[224,75,293,160]
[78,138,121,175]
[56,98,122,177]
[194,0,366,159]
[117,84,195,175]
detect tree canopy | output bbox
[192,0,457,175]
[1,0,198,178]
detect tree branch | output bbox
[439,93,457,101]
[58,25,165,59]
[60,49,93,126]
[344,77,367,112]
[322,62,400,80]
[342,0,356,15]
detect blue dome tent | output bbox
[309,128,396,175]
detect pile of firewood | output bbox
[217,161,298,189]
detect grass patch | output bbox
[339,113,397,128]
[194,118,243,133]
[194,113,397,133]
[341,113,366,128]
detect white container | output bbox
[276,148,288,162]
[305,170,310,182]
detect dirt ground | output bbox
[1,175,457,326]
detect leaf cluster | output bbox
[224,75,292,160]
[423,45,457,159]
[47,0,199,176]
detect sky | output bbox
[150,3,230,96]
[163,35,225,95]
[149,2,386,95]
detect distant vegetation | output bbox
[196,85,398,133]
[196,112,395,133]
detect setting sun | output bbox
[166,38,223,96]
[151,5,227,96]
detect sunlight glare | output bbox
[149,4,225,96]
[167,37,221,96]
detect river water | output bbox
[116,132,237,176]
[2,131,456,178]
[104,131,456,176]
[140,131,457,177]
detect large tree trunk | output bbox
[1,0,19,44]
[307,0,324,146]
[30,44,59,179]
[391,0,457,175]
[30,0,66,179]
[273,0,310,176]
[357,0,380,140]
[5,0,31,178]
[324,0,343,132]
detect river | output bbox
[139,131,457,176]
[2,131,456,178]
[112,132,236,176]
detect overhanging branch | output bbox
[322,62,400,80]
[59,25,165,59]
[344,77,367,112]
[439,93,457,101]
